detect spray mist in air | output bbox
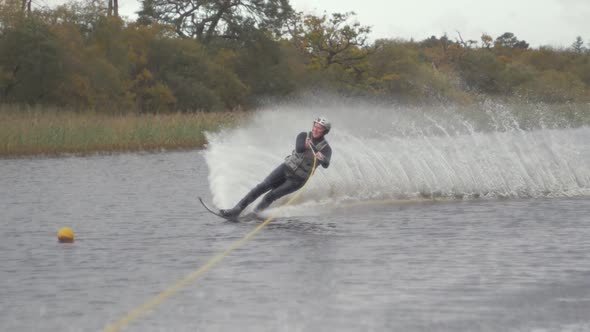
[203,97,590,212]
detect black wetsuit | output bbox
[230,131,332,213]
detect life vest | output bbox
[284,133,328,179]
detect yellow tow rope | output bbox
[103,153,319,332]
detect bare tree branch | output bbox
[144,0,292,42]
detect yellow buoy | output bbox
[57,227,74,243]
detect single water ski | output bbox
[198,197,266,222]
[198,197,239,222]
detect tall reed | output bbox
[0,106,244,157]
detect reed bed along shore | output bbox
[0,107,245,157]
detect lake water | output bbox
[1,150,589,332]
[2,104,590,331]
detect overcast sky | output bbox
[289,0,589,47]
[51,0,589,48]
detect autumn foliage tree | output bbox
[0,0,589,111]
[368,40,465,101]
[286,11,373,92]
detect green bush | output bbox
[456,50,506,93]
[0,17,64,104]
[516,70,586,102]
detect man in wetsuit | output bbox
[219,117,333,218]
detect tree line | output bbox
[1,0,589,113]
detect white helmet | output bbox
[313,117,331,134]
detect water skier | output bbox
[219,117,333,218]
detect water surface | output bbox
[1,150,589,332]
